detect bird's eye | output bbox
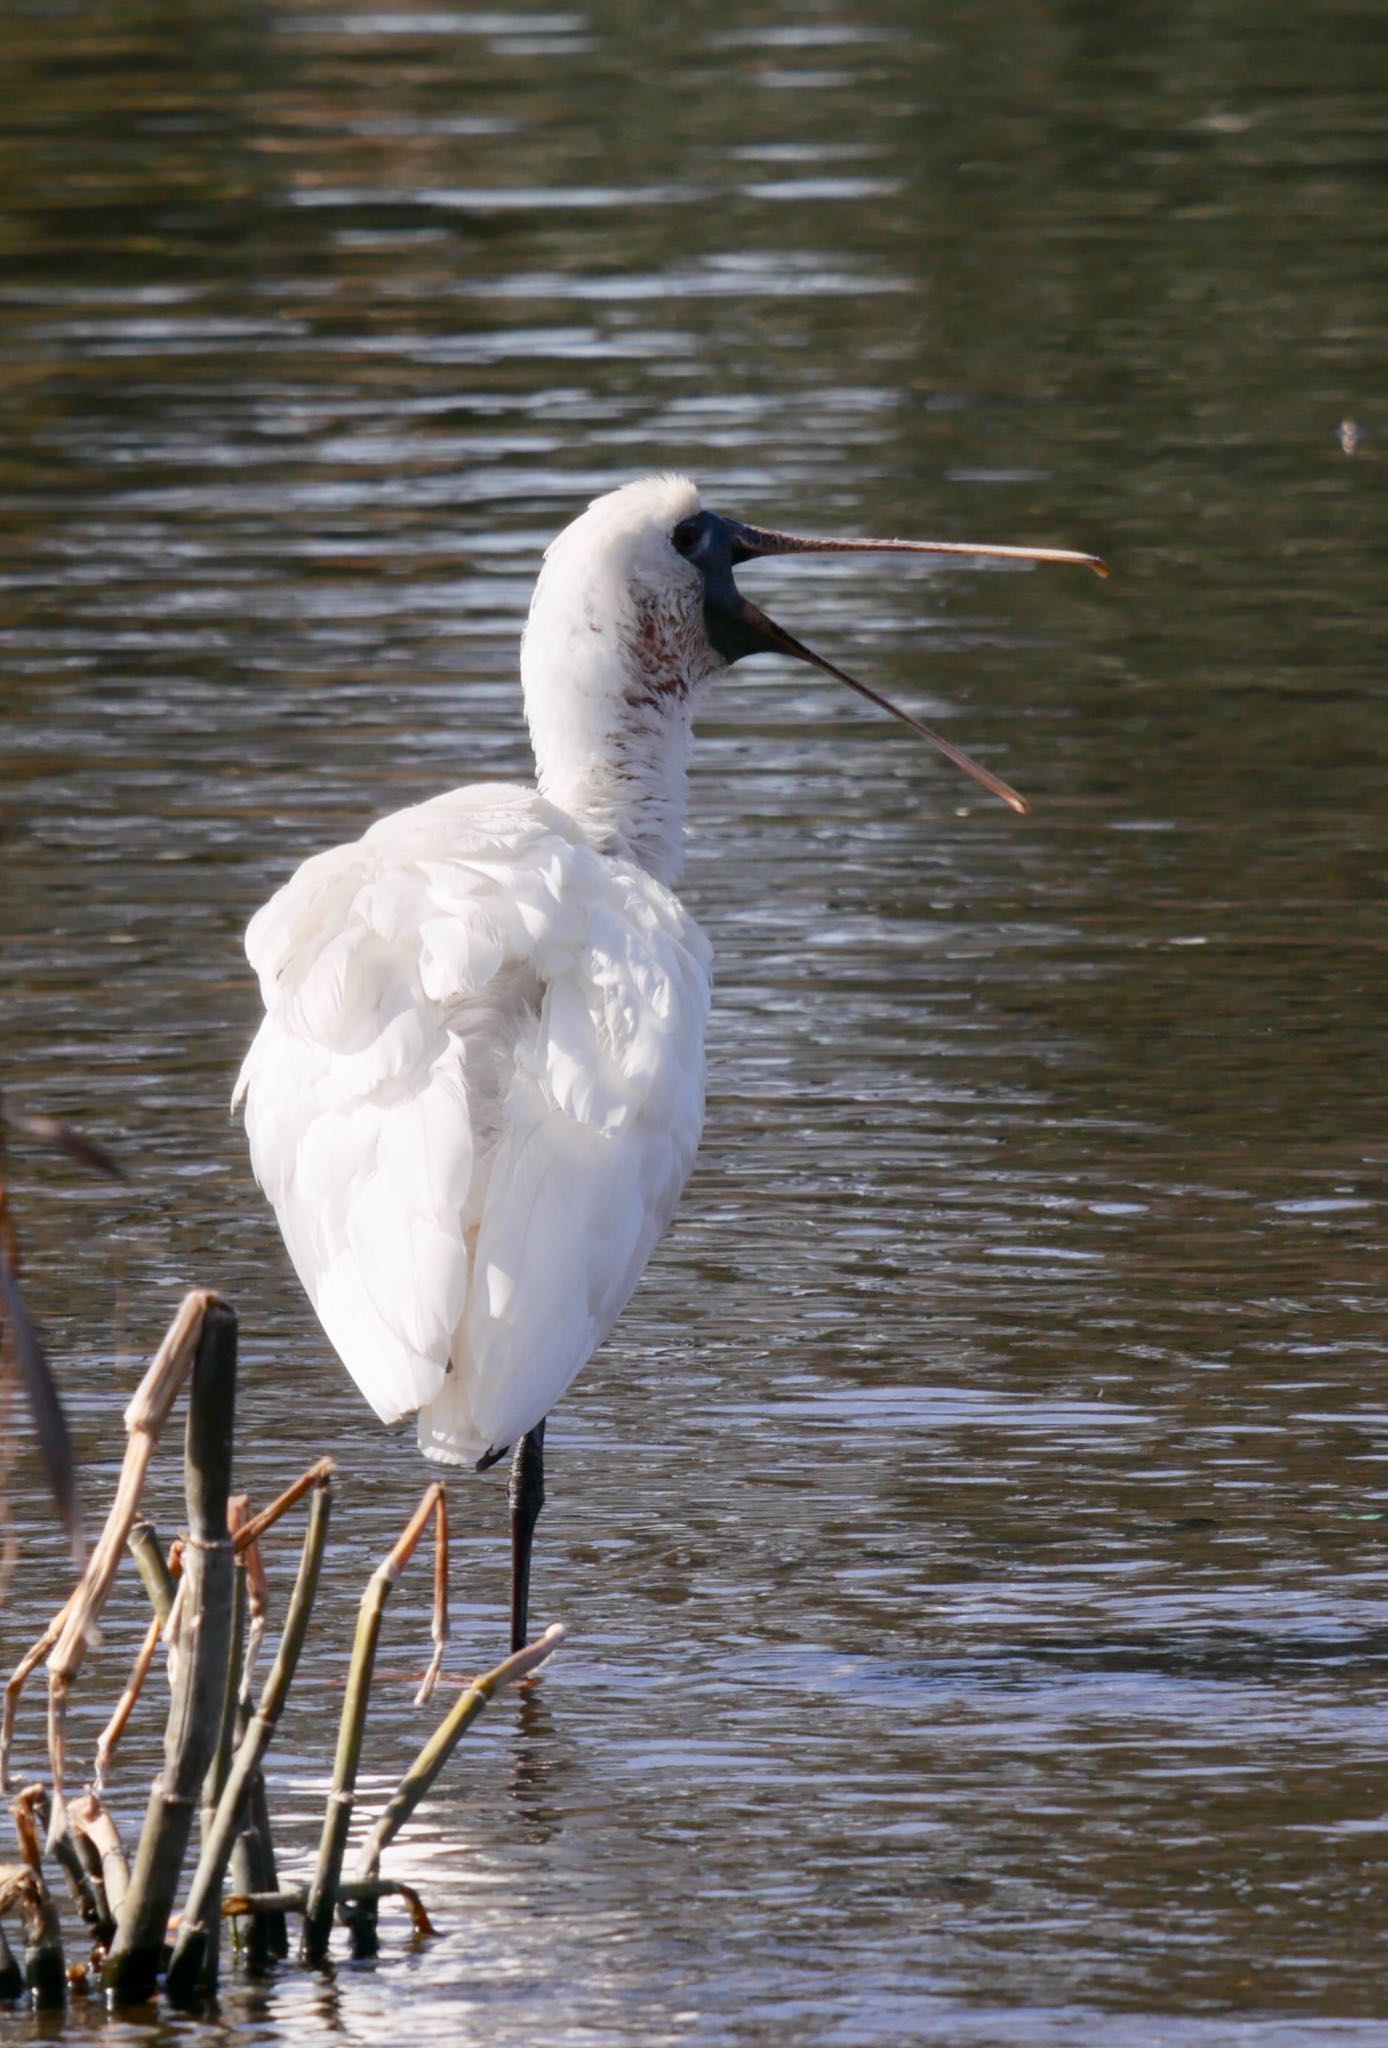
[671,517,704,558]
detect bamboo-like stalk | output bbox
[69,1793,129,1920]
[228,1777,278,1970]
[357,1626,564,1885]
[94,1530,183,1792]
[46,1293,219,1820]
[15,1780,109,1947]
[165,1470,331,2004]
[51,1818,110,1945]
[0,1863,65,2008]
[231,1480,284,1968]
[299,1481,445,1966]
[128,1519,178,1623]
[193,1524,248,1992]
[94,1611,162,1794]
[0,1302,209,1802]
[344,1626,563,1961]
[0,1916,21,1999]
[234,1456,334,1556]
[1,1327,298,1800]
[227,1876,435,1935]
[103,1299,237,2005]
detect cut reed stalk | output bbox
[230,1482,285,1967]
[65,1804,112,1938]
[17,1782,110,1946]
[69,1793,129,1921]
[243,1755,287,1959]
[31,1290,216,1817]
[128,1519,178,1622]
[299,1480,444,1965]
[345,1627,564,1960]
[228,1875,434,1934]
[355,1625,564,1903]
[192,1525,248,1991]
[165,1469,331,2004]
[103,1299,237,2004]
[0,1862,65,2008]
[0,1916,21,1999]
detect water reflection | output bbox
[3,0,1388,2041]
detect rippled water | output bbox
[3,0,1388,2041]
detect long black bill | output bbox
[701,515,1109,818]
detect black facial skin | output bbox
[666,505,1062,818]
[671,509,770,664]
[669,500,1103,816]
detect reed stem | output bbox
[103,1299,237,2004]
[69,1793,128,1921]
[192,1537,247,1990]
[0,1917,21,1999]
[299,1482,443,1966]
[0,1863,65,2008]
[346,1625,563,1956]
[358,1626,563,1884]
[128,1519,177,1622]
[233,1756,287,1963]
[41,1289,218,1821]
[165,1470,331,2004]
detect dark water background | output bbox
[3,1,1388,2041]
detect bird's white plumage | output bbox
[237,471,1096,1501]
[236,782,710,1465]
[237,476,723,1466]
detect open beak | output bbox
[698,513,1108,817]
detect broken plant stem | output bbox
[94,1611,162,1795]
[35,1290,218,1824]
[0,1862,64,2008]
[103,1299,237,2004]
[0,1917,20,2000]
[165,1468,331,2004]
[357,1626,565,1887]
[128,1519,178,1622]
[16,1782,108,1947]
[69,1793,128,1921]
[300,1480,445,1965]
[235,1457,334,1556]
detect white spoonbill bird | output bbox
[235,476,1104,1651]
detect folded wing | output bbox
[235,784,710,1463]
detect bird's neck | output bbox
[530,699,694,887]
[521,586,707,888]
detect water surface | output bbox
[3,1,1388,2041]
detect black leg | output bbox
[508,1418,546,1654]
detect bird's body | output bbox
[234,779,709,1466]
[236,472,1102,1642]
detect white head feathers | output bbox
[520,475,722,886]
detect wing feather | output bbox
[237,784,710,1455]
